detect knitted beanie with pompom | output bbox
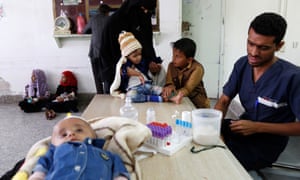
[118,31,142,57]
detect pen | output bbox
[255,98,258,120]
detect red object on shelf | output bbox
[77,13,86,34]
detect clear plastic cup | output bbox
[192,109,222,145]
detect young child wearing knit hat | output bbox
[110,31,184,104]
[110,31,164,102]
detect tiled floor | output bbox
[1,98,300,179]
[0,104,63,174]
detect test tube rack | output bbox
[145,121,192,156]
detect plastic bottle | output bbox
[120,96,138,121]
[146,107,156,123]
[181,111,192,136]
[172,110,181,143]
[76,13,85,34]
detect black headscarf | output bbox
[99,0,158,84]
[117,0,156,14]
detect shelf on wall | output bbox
[53,34,91,48]
[52,0,160,48]
[53,32,160,48]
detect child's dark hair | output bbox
[249,12,287,45]
[172,38,196,58]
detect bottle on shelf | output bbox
[120,96,138,121]
[76,12,85,34]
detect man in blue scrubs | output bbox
[215,12,300,170]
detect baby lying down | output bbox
[29,116,129,180]
[12,115,152,180]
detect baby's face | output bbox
[51,117,96,146]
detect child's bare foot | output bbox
[170,92,184,104]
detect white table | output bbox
[82,95,252,180]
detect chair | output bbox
[258,136,300,179]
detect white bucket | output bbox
[192,109,222,145]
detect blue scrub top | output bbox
[223,56,300,123]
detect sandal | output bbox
[45,109,56,120]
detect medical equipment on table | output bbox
[145,121,192,156]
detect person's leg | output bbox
[103,80,112,94]
[221,119,274,170]
[51,100,79,113]
[224,137,271,170]
[127,86,147,102]
[45,101,56,119]
[132,94,147,102]
[22,102,41,112]
[147,95,163,102]
[150,85,163,95]
[47,102,66,112]
[18,100,26,111]
[67,100,79,112]
[139,83,163,102]
[90,57,104,94]
[142,82,152,95]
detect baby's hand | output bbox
[127,67,145,84]
[28,171,46,180]
[126,67,137,77]
[114,176,128,180]
[56,96,64,102]
[138,75,145,84]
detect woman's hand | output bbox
[149,61,161,74]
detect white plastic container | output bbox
[181,111,192,136]
[192,109,222,145]
[146,107,156,123]
[120,96,138,121]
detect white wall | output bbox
[1,0,299,98]
[221,0,282,85]
[182,0,222,98]
[0,0,181,96]
[221,0,300,86]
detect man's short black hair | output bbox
[172,38,196,58]
[249,12,287,45]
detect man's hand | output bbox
[149,61,161,74]
[230,120,258,136]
